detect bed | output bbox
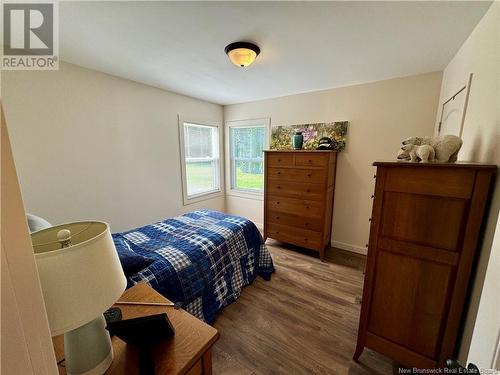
[112,210,274,323]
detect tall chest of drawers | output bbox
[263,150,337,260]
[354,162,496,368]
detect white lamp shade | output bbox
[31,221,126,336]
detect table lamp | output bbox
[31,221,126,375]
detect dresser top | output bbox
[53,283,219,375]
[264,150,338,153]
[373,160,497,169]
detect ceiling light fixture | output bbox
[225,41,260,68]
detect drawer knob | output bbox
[277,186,281,189]
[306,206,310,209]
[278,159,282,162]
[304,222,309,226]
[308,159,312,163]
[276,216,280,220]
[365,244,369,248]
[307,174,311,177]
[304,238,308,242]
[276,231,280,234]
[369,218,372,222]
[373,174,377,179]
[371,195,374,199]
[306,189,311,192]
[277,201,280,204]
[277,171,281,175]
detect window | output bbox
[180,121,221,203]
[229,120,269,194]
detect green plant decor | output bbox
[270,121,348,151]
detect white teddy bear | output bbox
[402,134,462,163]
[397,144,435,163]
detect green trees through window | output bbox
[230,126,265,191]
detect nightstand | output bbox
[53,283,219,374]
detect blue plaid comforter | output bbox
[112,210,274,323]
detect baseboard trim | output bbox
[331,240,367,255]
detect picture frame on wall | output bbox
[437,73,473,137]
[270,121,348,151]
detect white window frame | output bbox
[225,118,270,200]
[178,117,224,205]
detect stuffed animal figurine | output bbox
[397,144,435,163]
[402,134,462,163]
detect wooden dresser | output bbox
[263,150,337,260]
[354,161,496,368]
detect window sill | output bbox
[183,189,224,206]
[227,189,264,201]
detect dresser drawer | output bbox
[295,154,329,167]
[266,153,294,167]
[267,181,325,201]
[267,167,327,184]
[267,211,323,232]
[267,195,323,218]
[267,223,322,250]
[384,166,475,199]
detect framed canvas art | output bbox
[270,121,348,151]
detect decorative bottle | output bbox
[292,131,304,150]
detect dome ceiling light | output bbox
[225,41,260,68]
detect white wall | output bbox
[2,62,224,232]
[224,71,443,254]
[435,2,500,367]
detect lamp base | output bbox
[67,350,113,375]
[64,314,113,375]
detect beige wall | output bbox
[435,3,500,367]
[224,71,443,254]
[2,62,224,232]
[1,106,58,375]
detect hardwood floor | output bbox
[212,240,396,375]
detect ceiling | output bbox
[60,1,492,105]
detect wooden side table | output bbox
[53,283,219,374]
